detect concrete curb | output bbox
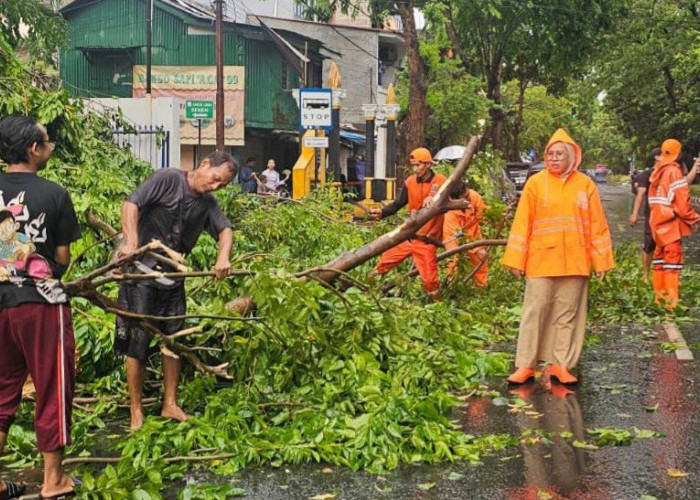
[662,321,694,361]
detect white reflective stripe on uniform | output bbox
[663,264,683,270]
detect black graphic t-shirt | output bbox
[0,172,81,309]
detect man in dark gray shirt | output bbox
[116,151,236,430]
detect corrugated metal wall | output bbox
[244,39,298,129]
[60,0,298,128]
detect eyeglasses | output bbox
[545,151,567,159]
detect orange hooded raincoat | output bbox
[502,129,614,277]
[503,129,614,372]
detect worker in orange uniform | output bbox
[370,148,446,300]
[503,129,614,385]
[442,179,489,287]
[648,139,700,309]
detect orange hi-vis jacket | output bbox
[648,161,699,247]
[443,189,488,243]
[502,129,615,278]
[381,172,447,241]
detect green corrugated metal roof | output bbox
[60,0,320,128]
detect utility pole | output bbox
[215,0,224,151]
[146,0,152,95]
[146,0,154,165]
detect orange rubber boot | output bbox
[507,367,535,384]
[549,383,575,399]
[547,365,578,385]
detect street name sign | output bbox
[185,100,214,120]
[304,136,329,148]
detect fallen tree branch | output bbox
[381,239,506,294]
[91,269,254,287]
[79,289,233,379]
[63,239,172,292]
[63,452,240,467]
[102,306,263,323]
[167,326,205,340]
[434,239,507,263]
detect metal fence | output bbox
[112,125,170,169]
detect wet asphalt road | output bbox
[190,183,700,500]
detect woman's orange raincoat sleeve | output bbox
[588,186,615,273]
[502,182,535,271]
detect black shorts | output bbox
[114,282,185,362]
[643,218,656,254]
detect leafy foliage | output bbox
[5,13,700,500]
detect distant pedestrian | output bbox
[648,139,700,309]
[254,159,281,192]
[238,157,258,194]
[0,115,82,499]
[629,148,661,282]
[503,129,614,385]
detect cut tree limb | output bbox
[305,136,480,284]
[78,288,233,379]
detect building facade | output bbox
[59,0,325,170]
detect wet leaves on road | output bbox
[309,493,337,499]
[572,440,599,450]
[644,403,659,413]
[586,427,664,446]
[666,468,689,478]
[417,482,436,490]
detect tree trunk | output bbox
[397,0,428,163]
[509,76,528,161]
[307,136,479,284]
[484,60,504,151]
[443,2,471,73]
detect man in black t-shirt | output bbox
[116,151,236,431]
[0,116,82,500]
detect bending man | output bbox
[116,152,235,430]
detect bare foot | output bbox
[40,474,75,498]
[130,408,144,431]
[161,404,190,423]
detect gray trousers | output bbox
[515,276,588,369]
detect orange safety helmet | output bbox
[409,147,437,165]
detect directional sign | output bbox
[185,100,214,120]
[304,136,329,148]
[299,88,332,129]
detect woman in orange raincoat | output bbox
[503,129,614,385]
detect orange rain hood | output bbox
[544,128,582,177]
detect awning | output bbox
[340,131,365,144]
[257,18,308,76]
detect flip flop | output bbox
[0,481,27,500]
[38,477,82,500]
